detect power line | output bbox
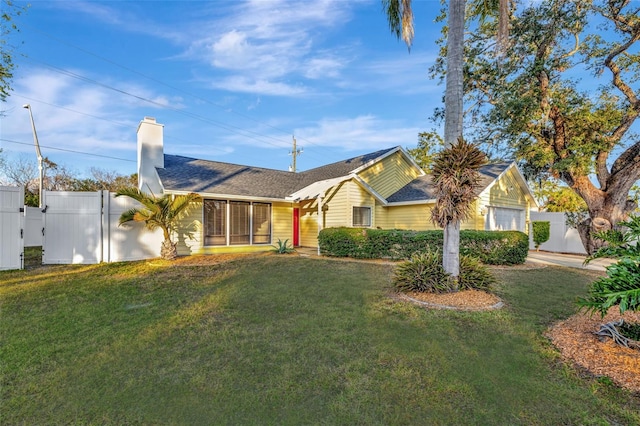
[19,24,340,162]
[0,138,136,162]
[12,94,231,154]
[21,57,294,150]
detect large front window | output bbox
[204,200,271,246]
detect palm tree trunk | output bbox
[443,221,460,288]
[443,0,465,148]
[443,0,466,278]
[161,239,178,260]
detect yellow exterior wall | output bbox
[357,151,421,198]
[299,198,319,247]
[474,167,532,232]
[297,179,378,247]
[176,199,294,255]
[376,204,436,230]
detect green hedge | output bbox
[318,228,529,265]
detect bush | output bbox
[393,250,496,293]
[532,221,550,250]
[578,216,640,318]
[319,228,529,265]
[393,251,451,293]
[458,255,496,291]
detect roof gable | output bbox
[387,163,513,204]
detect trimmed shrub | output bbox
[532,221,551,250]
[318,228,529,265]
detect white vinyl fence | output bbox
[24,206,43,247]
[529,211,587,255]
[0,186,25,270]
[42,191,162,264]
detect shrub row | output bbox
[318,227,529,265]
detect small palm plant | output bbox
[430,138,487,289]
[116,188,200,260]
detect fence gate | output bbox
[0,186,25,270]
[43,191,103,264]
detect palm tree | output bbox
[382,0,508,279]
[115,188,200,260]
[430,138,487,288]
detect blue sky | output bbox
[1,0,445,178]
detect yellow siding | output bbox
[475,167,532,232]
[272,202,294,243]
[323,181,349,228]
[177,199,294,255]
[176,200,204,256]
[376,204,438,231]
[299,198,319,247]
[357,151,421,198]
[346,181,376,226]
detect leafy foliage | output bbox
[532,179,588,213]
[318,227,529,265]
[1,0,27,102]
[407,130,443,171]
[457,254,496,291]
[532,221,550,250]
[393,251,451,293]
[430,138,487,228]
[578,216,640,317]
[116,188,200,260]
[393,250,495,293]
[272,238,295,254]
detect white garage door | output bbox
[486,207,524,232]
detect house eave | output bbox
[386,199,436,207]
[165,189,290,203]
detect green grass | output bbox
[22,246,42,269]
[1,256,639,425]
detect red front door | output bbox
[293,208,300,247]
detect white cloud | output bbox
[211,76,308,97]
[296,115,420,151]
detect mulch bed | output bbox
[546,309,640,394]
[399,289,504,311]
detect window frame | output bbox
[352,206,372,227]
[203,199,272,247]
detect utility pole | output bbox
[23,104,44,208]
[288,136,303,172]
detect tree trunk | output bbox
[443,0,465,148]
[576,196,637,255]
[442,0,465,279]
[443,221,460,289]
[565,173,637,254]
[160,239,178,261]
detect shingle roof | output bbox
[386,162,512,203]
[157,155,304,199]
[158,147,401,199]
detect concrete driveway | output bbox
[526,250,614,272]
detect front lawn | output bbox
[1,256,638,425]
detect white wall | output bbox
[0,186,24,270]
[529,211,587,254]
[104,192,162,262]
[41,191,162,264]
